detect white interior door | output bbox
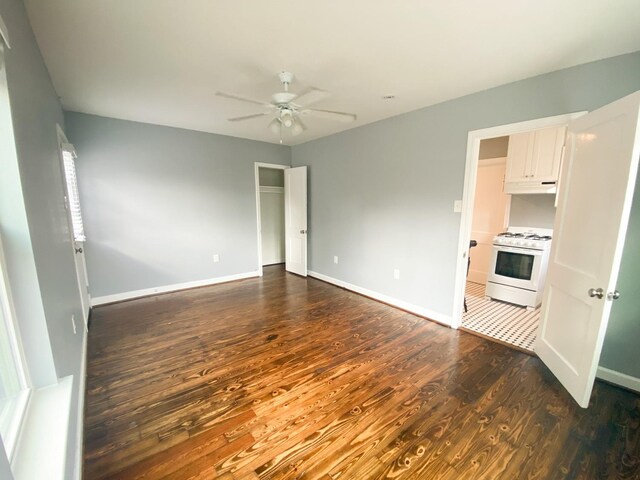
[72,242,90,322]
[59,135,91,325]
[535,91,640,408]
[284,166,307,276]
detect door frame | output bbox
[451,112,586,329]
[254,162,290,276]
[56,124,91,326]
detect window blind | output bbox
[62,148,86,242]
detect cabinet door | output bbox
[531,126,566,182]
[505,132,533,182]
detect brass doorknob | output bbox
[588,288,604,299]
[607,290,621,300]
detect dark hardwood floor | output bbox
[84,265,640,479]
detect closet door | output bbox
[284,167,307,276]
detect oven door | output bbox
[487,245,543,291]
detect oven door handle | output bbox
[496,246,544,255]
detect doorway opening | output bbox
[453,112,585,353]
[254,163,289,276]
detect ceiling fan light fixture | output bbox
[292,120,304,136]
[269,119,281,134]
[280,109,294,128]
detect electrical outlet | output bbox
[71,314,77,335]
[334,255,339,264]
[393,269,400,280]
[213,254,220,263]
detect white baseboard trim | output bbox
[263,259,285,266]
[91,271,260,306]
[596,366,640,393]
[308,271,452,326]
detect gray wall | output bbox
[291,51,640,377]
[0,0,84,476]
[600,169,640,378]
[64,112,291,298]
[0,443,10,480]
[509,194,556,229]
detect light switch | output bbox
[454,200,463,213]
[334,256,339,264]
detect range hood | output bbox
[504,181,556,194]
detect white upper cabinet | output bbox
[505,132,533,182]
[505,126,566,194]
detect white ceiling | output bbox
[24,0,640,146]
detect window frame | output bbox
[0,36,31,461]
[0,234,31,459]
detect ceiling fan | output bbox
[216,71,357,142]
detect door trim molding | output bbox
[452,112,587,329]
[254,162,290,277]
[597,366,640,393]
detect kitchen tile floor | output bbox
[462,281,540,352]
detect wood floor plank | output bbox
[84,265,640,479]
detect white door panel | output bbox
[73,241,90,322]
[58,132,91,326]
[285,166,307,276]
[535,91,640,408]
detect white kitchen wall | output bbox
[479,136,509,159]
[509,194,556,229]
[469,157,510,284]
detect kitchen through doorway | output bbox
[458,119,572,352]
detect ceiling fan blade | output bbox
[216,91,271,107]
[227,112,269,122]
[304,108,357,123]
[292,87,330,108]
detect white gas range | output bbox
[485,227,553,309]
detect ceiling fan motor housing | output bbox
[278,71,294,86]
[271,92,297,105]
